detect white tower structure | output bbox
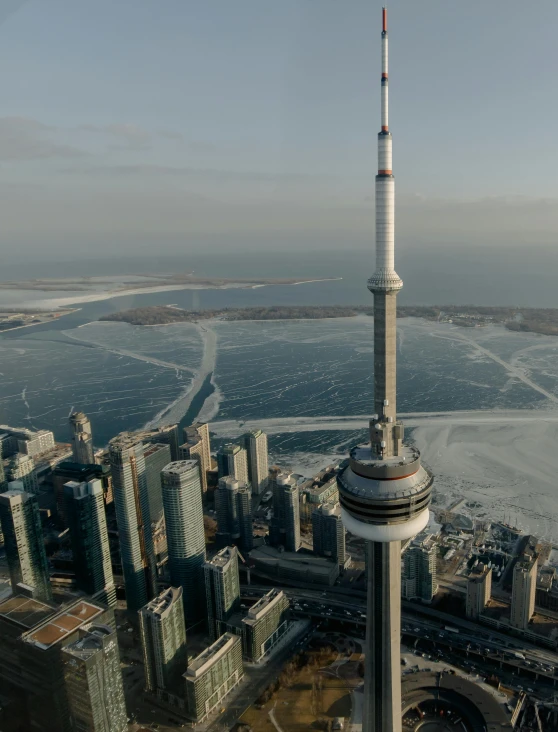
[337,9,433,732]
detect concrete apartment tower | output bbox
[217,443,249,484]
[109,434,157,612]
[64,478,116,608]
[62,624,127,732]
[69,411,95,465]
[336,10,433,731]
[215,476,254,551]
[243,429,269,495]
[161,460,207,624]
[402,539,438,603]
[204,546,241,640]
[312,502,347,570]
[466,563,492,619]
[181,422,211,495]
[139,586,188,693]
[511,555,537,629]
[0,490,52,602]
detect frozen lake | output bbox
[2,314,558,540]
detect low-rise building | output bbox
[249,545,339,586]
[184,633,244,723]
[242,588,291,662]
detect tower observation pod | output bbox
[337,8,433,732]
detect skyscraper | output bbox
[161,460,206,624]
[139,586,188,693]
[144,442,172,524]
[109,433,156,612]
[511,555,537,629]
[204,546,241,640]
[181,422,211,496]
[69,411,95,465]
[0,490,52,602]
[64,479,116,608]
[215,476,254,551]
[217,443,249,484]
[62,624,127,732]
[243,429,268,495]
[5,453,39,494]
[336,10,433,731]
[466,563,492,620]
[402,538,438,603]
[312,502,347,570]
[53,462,112,525]
[270,472,300,552]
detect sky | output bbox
[0,0,558,263]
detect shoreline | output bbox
[0,277,343,311]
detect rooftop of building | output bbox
[69,412,87,421]
[185,632,239,678]
[300,466,338,494]
[401,671,513,729]
[219,443,243,455]
[34,443,73,469]
[22,599,105,650]
[108,432,144,450]
[62,624,114,659]
[313,501,341,518]
[0,489,32,503]
[162,459,198,476]
[205,546,236,569]
[54,461,110,477]
[0,594,57,629]
[243,588,285,624]
[143,442,171,458]
[515,555,537,573]
[469,563,491,583]
[141,587,183,618]
[250,545,338,578]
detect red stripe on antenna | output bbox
[382,7,387,32]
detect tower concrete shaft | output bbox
[364,541,401,730]
[337,9,433,732]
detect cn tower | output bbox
[337,8,433,732]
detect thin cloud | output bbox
[79,122,152,150]
[59,163,325,183]
[0,116,85,161]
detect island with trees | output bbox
[99,304,558,336]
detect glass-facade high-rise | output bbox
[64,478,116,607]
[162,460,206,624]
[144,442,172,524]
[204,547,241,640]
[0,490,52,602]
[215,477,254,552]
[109,433,156,612]
[62,624,127,732]
[139,586,187,692]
